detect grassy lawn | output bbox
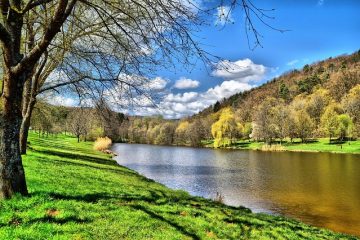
[0,133,357,239]
[205,139,360,154]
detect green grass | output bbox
[205,138,360,154]
[0,133,357,239]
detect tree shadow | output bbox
[232,142,250,148]
[0,215,91,228]
[31,189,171,205]
[26,215,91,225]
[34,149,116,167]
[131,204,201,240]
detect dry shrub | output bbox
[93,137,112,151]
[261,144,285,152]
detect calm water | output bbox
[112,144,360,236]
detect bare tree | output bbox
[67,109,90,143]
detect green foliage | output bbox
[278,83,289,100]
[321,104,340,140]
[297,75,321,94]
[213,101,221,113]
[337,114,353,140]
[303,64,311,73]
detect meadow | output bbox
[0,133,357,239]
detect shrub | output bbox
[93,137,112,151]
[261,144,285,152]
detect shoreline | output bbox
[115,140,360,155]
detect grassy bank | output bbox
[204,138,360,154]
[0,133,357,239]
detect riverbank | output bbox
[0,133,357,239]
[203,138,360,154]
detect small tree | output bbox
[211,108,238,148]
[321,105,340,142]
[337,114,353,141]
[67,109,90,143]
[294,110,315,143]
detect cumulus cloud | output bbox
[174,77,200,89]
[212,59,267,82]
[215,5,234,26]
[135,80,254,119]
[148,77,168,90]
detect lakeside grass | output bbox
[204,138,360,154]
[0,133,357,239]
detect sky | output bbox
[48,0,360,119]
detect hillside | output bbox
[196,50,360,120]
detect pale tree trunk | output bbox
[20,98,36,154]
[0,74,28,198]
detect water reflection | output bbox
[112,144,360,236]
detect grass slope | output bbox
[0,133,357,239]
[204,139,360,154]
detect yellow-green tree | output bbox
[320,104,340,142]
[175,121,190,145]
[211,108,239,148]
[337,114,353,141]
[294,109,315,143]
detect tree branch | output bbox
[12,0,76,75]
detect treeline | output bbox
[30,99,125,142]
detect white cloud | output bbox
[174,77,200,89]
[164,92,199,103]
[215,5,234,26]
[43,94,78,107]
[212,59,267,82]
[130,79,255,119]
[287,59,299,66]
[148,77,168,90]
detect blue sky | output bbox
[128,0,360,119]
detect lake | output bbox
[112,143,360,236]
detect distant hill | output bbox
[194,50,360,121]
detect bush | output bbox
[261,144,285,152]
[93,137,112,151]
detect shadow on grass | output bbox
[131,204,201,240]
[26,216,91,225]
[0,216,91,228]
[34,149,116,167]
[232,142,251,148]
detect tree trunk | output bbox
[20,98,36,154]
[0,75,28,199]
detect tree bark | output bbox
[0,74,28,199]
[20,98,36,154]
